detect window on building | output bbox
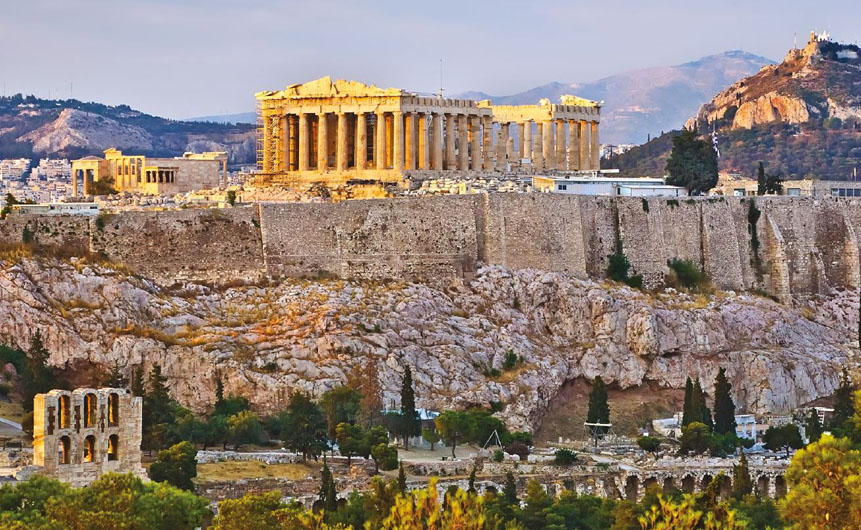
[58,395,70,429]
[59,435,70,464]
[108,434,119,461]
[108,393,119,426]
[787,188,801,196]
[84,393,97,428]
[832,188,840,196]
[83,435,96,463]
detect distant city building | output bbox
[715,176,861,198]
[11,202,100,216]
[0,158,31,180]
[30,158,71,180]
[533,173,688,197]
[601,144,637,158]
[70,149,227,196]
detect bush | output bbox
[148,441,198,491]
[502,349,519,371]
[679,422,711,455]
[637,435,661,454]
[607,250,643,288]
[492,449,504,463]
[553,448,577,466]
[667,258,704,289]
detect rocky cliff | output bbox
[0,257,855,432]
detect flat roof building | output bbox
[533,174,688,197]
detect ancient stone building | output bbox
[71,149,227,196]
[255,77,601,187]
[33,388,145,487]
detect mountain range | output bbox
[191,51,774,146]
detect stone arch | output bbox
[108,393,119,426]
[718,474,732,499]
[643,477,658,492]
[58,394,71,429]
[701,474,713,493]
[84,393,98,428]
[682,475,695,493]
[83,435,96,463]
[59,435,71,464]
[757,475,770,497]
[108,434,119,461]
[775,475,787,499]
[625,476,639,501]
[662,476,675,492]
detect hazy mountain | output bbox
[0,95,256,164]
[187,112,257,125]
[458,51,774,145]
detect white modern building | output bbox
[533,173,688,197]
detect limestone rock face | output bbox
[731,93,810,129]
[18,109,154,153]
[0,258,856,432]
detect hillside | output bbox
[0,95,256,164]
[612,35,861,179]
[457,51,773,144]
[0,256,854,434]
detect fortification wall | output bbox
[1,196,859,300]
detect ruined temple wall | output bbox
[479,193,588,278]
[258,196,479,281]
[92,208,265,284]
[701,200,747,291]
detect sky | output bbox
[2,0,859,119]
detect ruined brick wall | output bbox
[0,196,859,300]
[33,388,145,487]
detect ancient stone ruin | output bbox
[32,388,145,487]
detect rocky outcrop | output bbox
[0,258,856,432]
[732,93,811,129]
[19,109,154,153]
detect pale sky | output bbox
[2,0,858,119]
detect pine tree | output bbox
[104,360,127,389]
[142,364,175,451]
[503,471,518,504]
[731,449,752,500]
[682,377,694,427]
[398,366,420,450]
[22,330,56,410]
[397,461,407,494]
[756,162,767,196]
[586,376,610,436]
[831,368,854,428]
[665,127,719,195]
[318,458,337,512]
[690,379,714,431]
[713,368,737,434]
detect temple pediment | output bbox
[281,76,408,98]
[560,95,600,107]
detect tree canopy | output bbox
[665,127,719,195]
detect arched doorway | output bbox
[775,476,787,499]
[663,477,675,492]
[625,476,639,501]
[682,475,695,493]
[757,476,770,497]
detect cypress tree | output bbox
[397,461,407,493]
[468,466,477,494]
[731,449,752,500]
[682,377,694,427]
[587,376,610,435]
[689,379,713,431]
[713,368,737,434]
[399,366,420,450]
[130,366,146,397]
[318,458,337,512]
[503,471,518,504]
[831,368,854,428]
[215,375,225,405]
[756,162,767,196]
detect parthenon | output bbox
[256,77,601,186]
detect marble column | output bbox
[504,123,513,162]
[418,113,429,170]
[432,113,444,170]
[355,112,367,170]
[337,113,348,171]
[470,116,481,170]
[376,111,387,170]
[288,115,298,171]
[542,120,555,170]
[523,122,533,165]
[445,113,457,170]
[279,115,289,173]
[73,169,78,197]
[533,122,544,171]
[556,119,567,170]
[591,121,600,170]
[317,113,329,171]
[393,111,404,171]
[404,113,415,170]
[457,114,469,170]
[579,120,589,170]
[298,113,310,171]
[567,120,578,170]
[482,115,493,170]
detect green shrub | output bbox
[667,258,704,289]
[553,448,577,466]
[493,449,504,463]
[607,250,644,288]
[641,198,650,212]
[502,349,520,371]
[637,435,661,453]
